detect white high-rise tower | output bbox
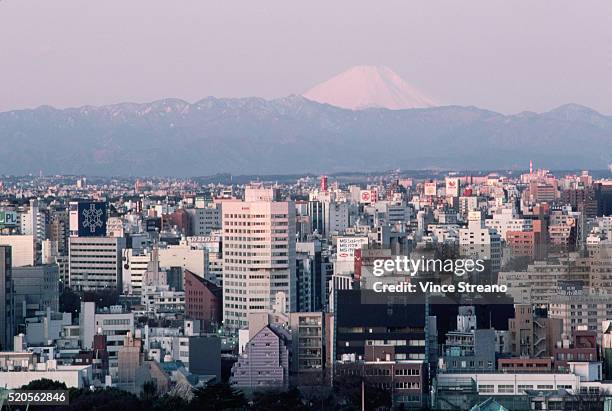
[222,186,296,331]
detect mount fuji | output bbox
[303,65,437,110]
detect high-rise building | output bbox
[68,236,126,291]
[307,200,349,237]
[0,246,15,350]
[307,200,326,236]
[222,186,296,331]
[20,199,47,246]
[529,180,558,203]
[320,175,328,192]
[295,241,324,312]
[439,307,496,373]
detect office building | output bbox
[222,186,296,331]
[69,236,126,290]
[0,246,15,350]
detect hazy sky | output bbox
[2,0,612,114]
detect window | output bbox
[497,385,514,394]
[478,385,494,393]
[395,382,420,390]
[537,385,553,390]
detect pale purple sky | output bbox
[1,0,612,114]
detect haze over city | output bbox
[2,0,612,114]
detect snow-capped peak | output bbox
[303,65,436,110]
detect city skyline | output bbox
[2,2,612,409]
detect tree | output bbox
[20,378,68,390]
[141,380,157,401]
[189,382,247,411]
[67,387,144,411]
[251,388,307,411]
[153,393,189,411]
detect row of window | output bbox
[395,382,420,390]
[223,214,288,219]
[478,384,570,394]
[365,339,425,347]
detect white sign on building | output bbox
[336,236,369,261]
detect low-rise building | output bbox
[230,325,290,389]
[0,360,92,389]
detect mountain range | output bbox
[2,63,612,177]
[1,95,611,177]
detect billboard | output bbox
[424,181,437,196]
[0,211,17,228]
[146,217,162,233]
[359,189,378,204]
[445,177,459,197]
[75,201,107,237]
[337,236,369,261]
[359,190,372,203]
